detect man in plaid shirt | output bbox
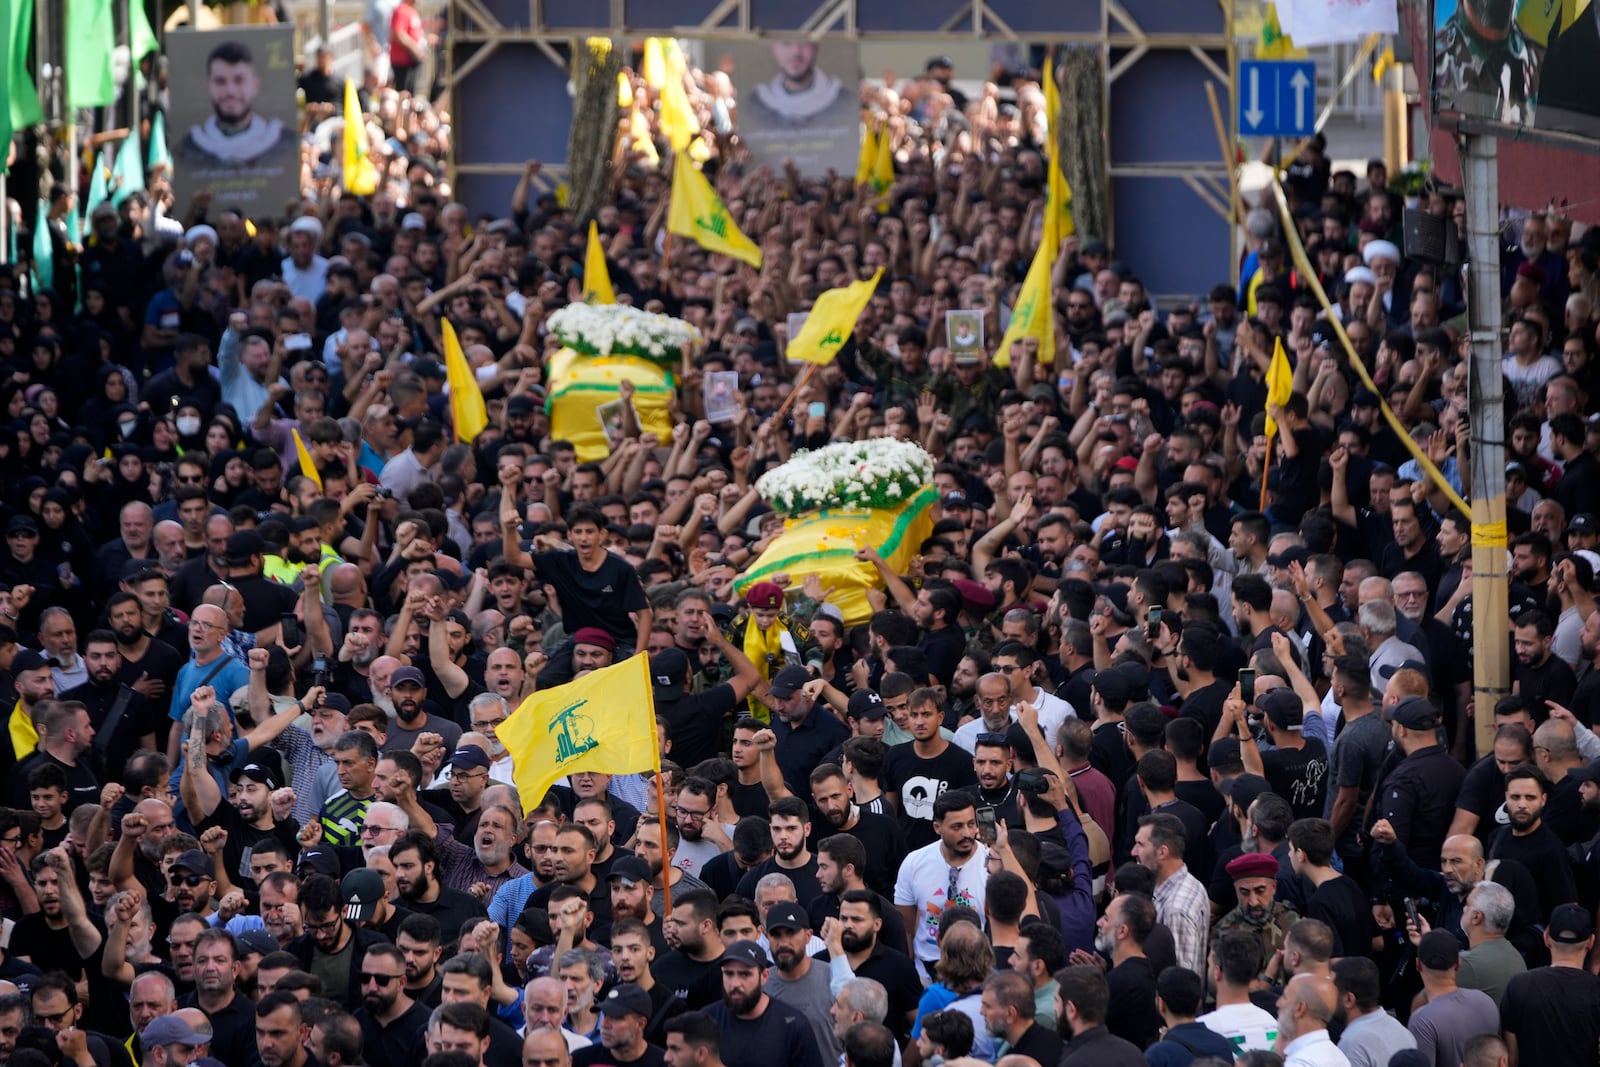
[1134,812,1211,976]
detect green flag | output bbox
[111,133,143,205]
[148,110,171,172]
[65,0,116,109]
[129,0,157,65]
[31,199,51,292]
[83,147,110,221]
[8,0,41,133]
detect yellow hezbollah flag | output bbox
[442,318,488,443]
[584,222,616,304]
[292,428,322,491]
[669,160,763,268]
[1041,55,1075,250]
[1258,2,1308,58]
[1264,336,1294,440]
[787,269,883,365]
[499,652,660,813]
[871,120,894,213]
[995,240,1054,369]
[855,122,876,186]
[341,80,379,197]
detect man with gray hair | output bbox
[467,692,515,783]
[1456,881,1524,1007]
[1274,972,1346,1067]
[1357,600,1421,693]
[829,979,903,1067]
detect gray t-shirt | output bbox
[1327,711,1390,852]
[1338,1008,1416,1067]
[766,961,842,1062]
[1407,987,1499,1067]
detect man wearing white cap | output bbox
[1360,239,1402,327]
[283,216,330,302]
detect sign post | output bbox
[1238,59,1316,139]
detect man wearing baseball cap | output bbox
[576,984,660,1067]
[759,903,839,1062]
[1500,904,1600,1065]
[763,665,848,803]
[177,744,299,892]
[650,629,763,771]
[704,941,822,1067]
[382,665,463,754]
[1378,696,1465,871]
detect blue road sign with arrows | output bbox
[1238,60,1316,137]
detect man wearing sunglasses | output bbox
[284,872,393,1011]
[354,942,431,1067]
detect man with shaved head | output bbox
[164,601,250,764]
[1273,972,1345,1066]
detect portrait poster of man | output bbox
[946,310,984,363]
[166,26,300,218]
[1432,0,1600,138]
[713,40,861,176]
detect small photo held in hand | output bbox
[946,309,984,363]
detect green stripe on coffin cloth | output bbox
[734,486,938,627]
[546,349,676,462]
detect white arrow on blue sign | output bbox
[1238,60,1316,138]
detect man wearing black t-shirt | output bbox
[1501,904,1600,1067]
[704,941,823,1067]
[1264,395,1322,528]
[1489,766,1578,919]
[884,692,977,849]
[498,489,651,688]
[572,984,666,1067]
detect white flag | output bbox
[1278,0,1397,46]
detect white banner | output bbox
[1278,0,1398,46]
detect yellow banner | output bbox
[787,269,883,365]
[499,653,660,814]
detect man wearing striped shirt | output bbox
[1135,813,1210,976]
[320,730,381,846]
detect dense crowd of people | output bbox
[0,32,1596,1067]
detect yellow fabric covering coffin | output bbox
[735,486,938,626]
[545,349,676,462]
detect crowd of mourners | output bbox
[0,35,1597,1067]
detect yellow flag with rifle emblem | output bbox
[498,653,660,814]
[786,269,884,365]
[668,159,763,268]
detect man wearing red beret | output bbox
[1214,849,1301,970]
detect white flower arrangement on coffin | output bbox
[546,303,704,367]
[757,438,935,514]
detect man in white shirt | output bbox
[894,792,989,978]
[1275,973,1351,1067]
[1200,930,1280,1055]
[992,643,1074,740]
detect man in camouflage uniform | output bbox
[1214,852,1300,979]
[1434,0,1540,125]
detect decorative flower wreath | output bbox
[546,303,703,367]
[757,438,935,514]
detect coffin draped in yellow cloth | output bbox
[734,486,938,626]
[545,348,676,462]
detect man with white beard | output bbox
[1391,570,1471,739]
[369,655,405,718]
[427,802,529,898]
[468,693,516,783]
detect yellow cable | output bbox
[1470,519,1507,549]
[1266,179,1472,518]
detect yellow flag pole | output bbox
[655,772,673,916]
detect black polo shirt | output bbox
[772,704,850,802]
[1379,745,1466,871]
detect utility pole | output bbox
[1463,133,1506,757]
